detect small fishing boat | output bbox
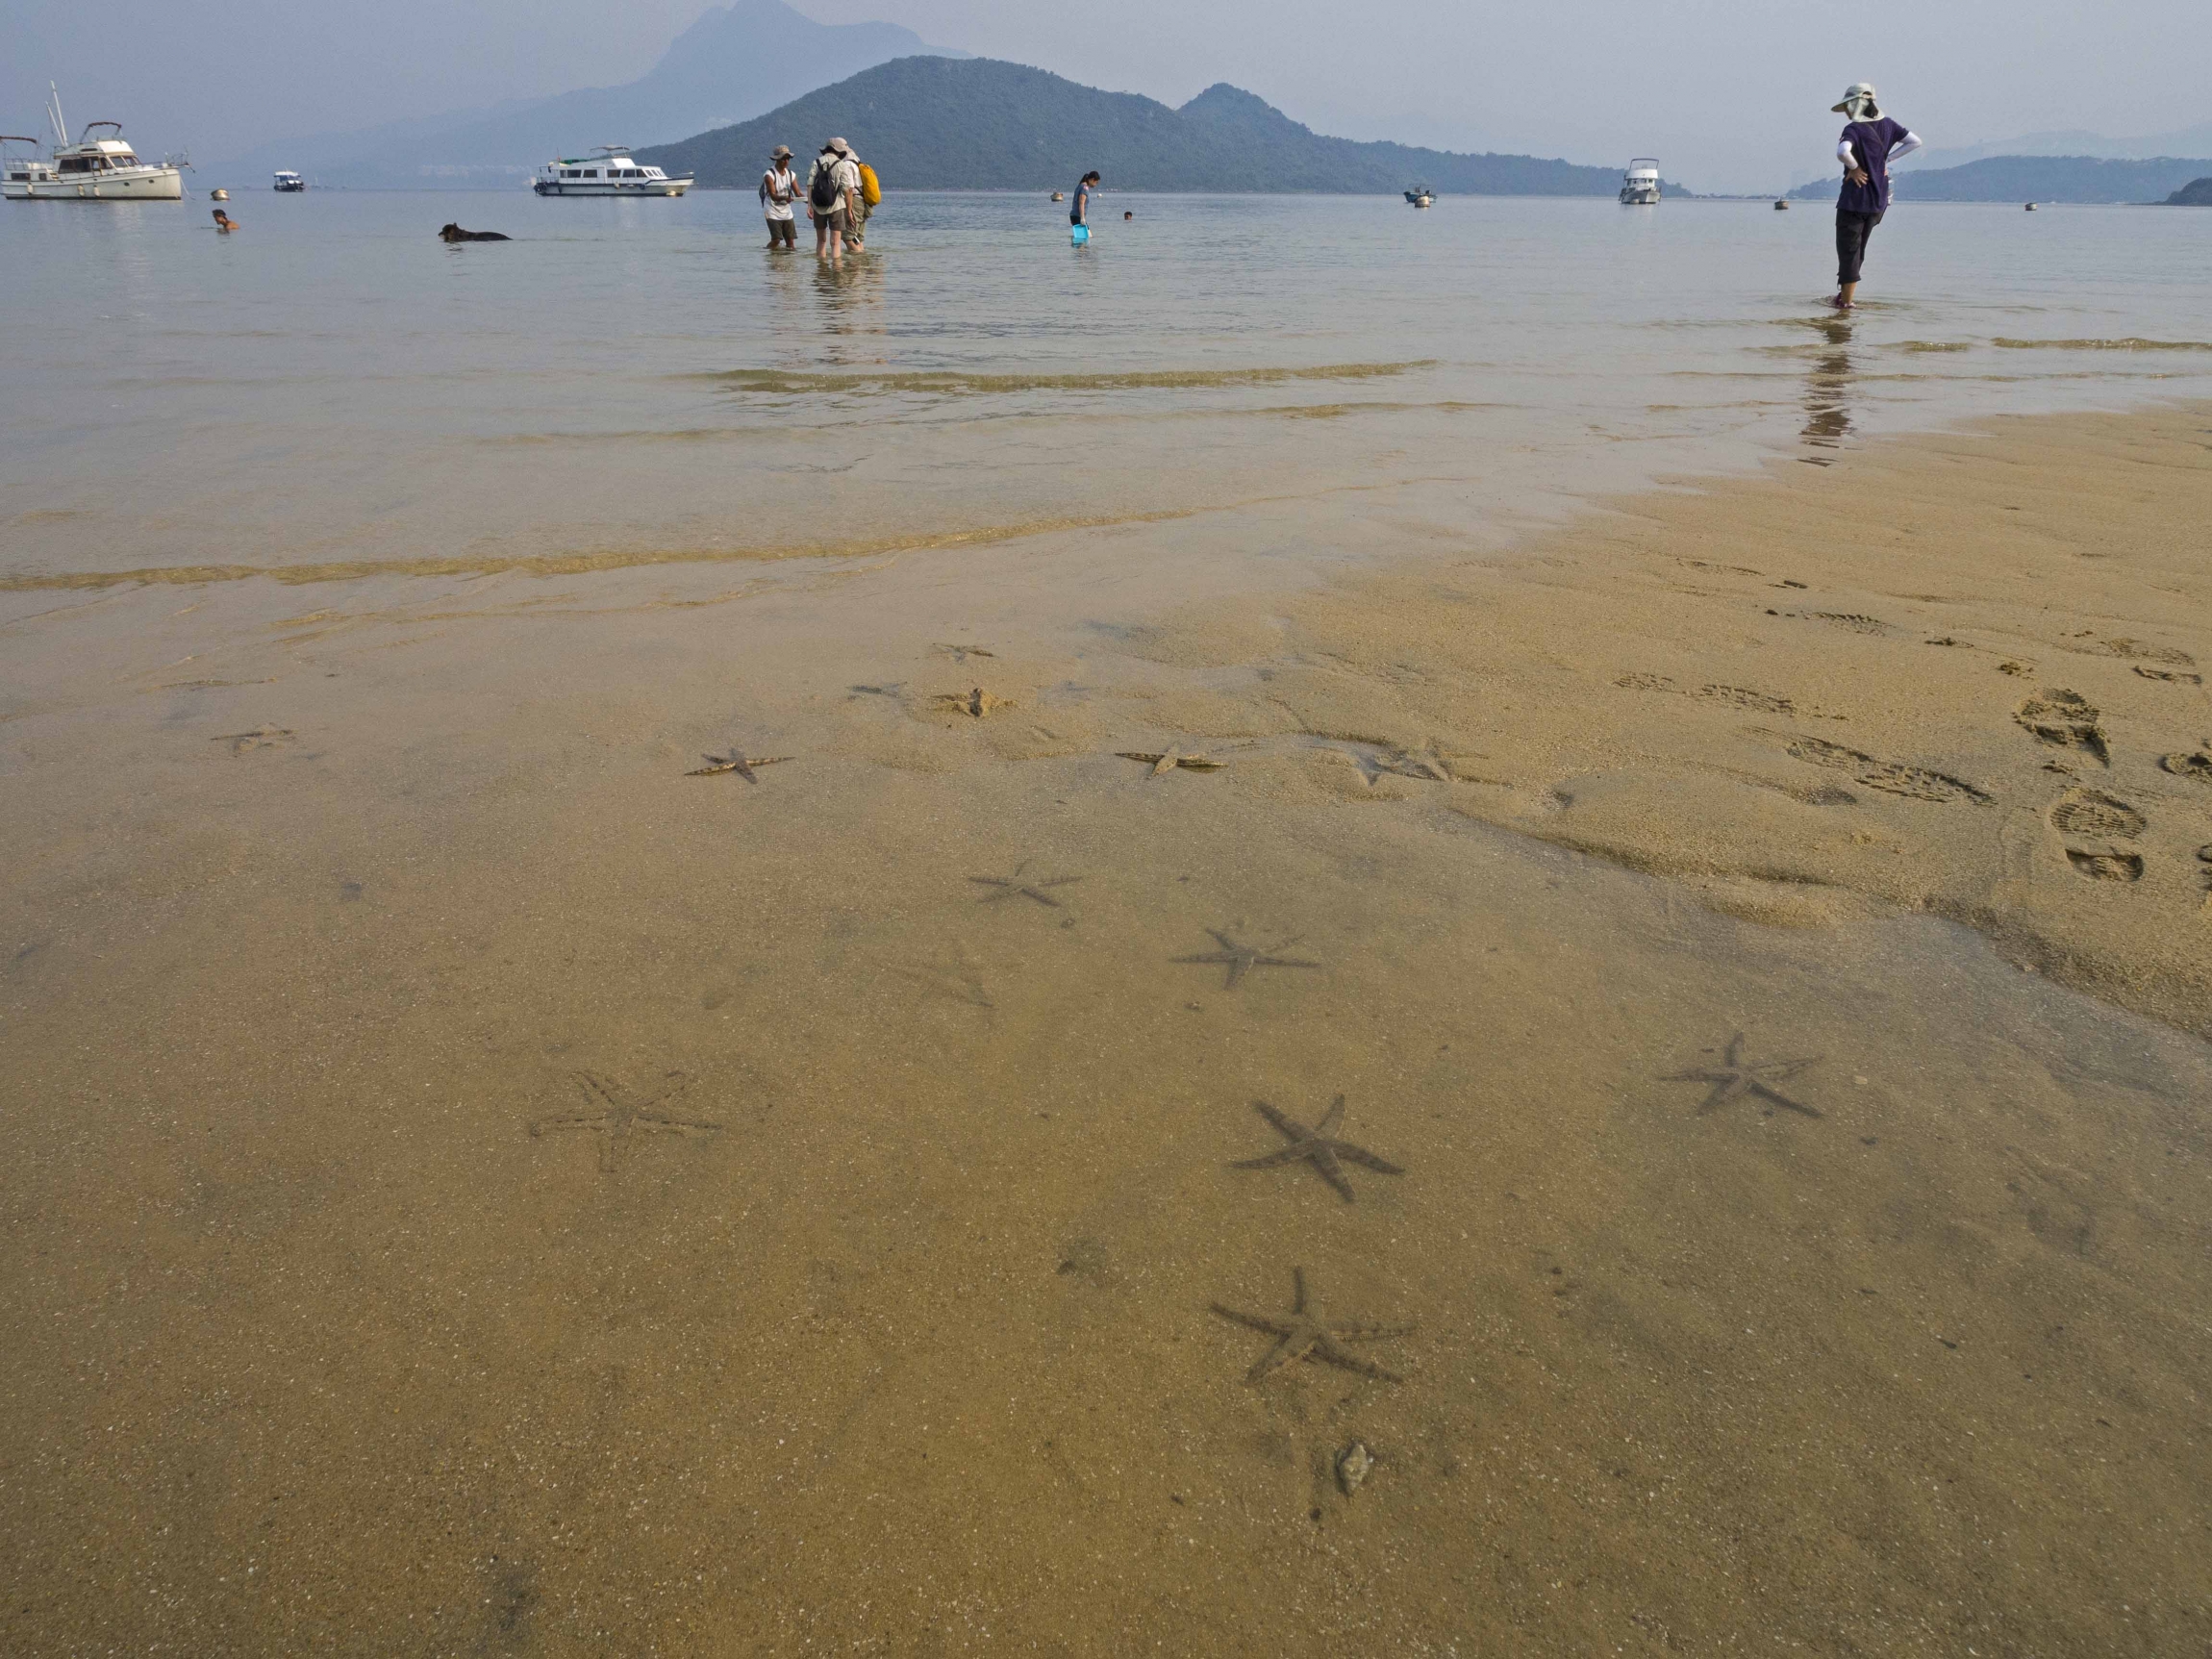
[211,188,229,200]
[1404,185,1433,207]
[273,171,305,192]
[7,86,182,200]
[1773,198,1789,211]
[532,147,691,196]
[2024,201,2038,212]
[1619,158,1660,205]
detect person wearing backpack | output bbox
[806,138,862,257]
[759,145,799,249]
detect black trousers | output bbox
[1836,209,1883,286]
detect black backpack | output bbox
[809,163,841,212]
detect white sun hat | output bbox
[1831,83,1881,118]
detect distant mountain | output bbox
[638,57,1684,195]
[210,0,966,189]
[1900,120,2212,173]
[2166,177,2212,206]
[1789,154,2212,205]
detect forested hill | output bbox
[1790,154,2212,204]
[637,58,1677,194]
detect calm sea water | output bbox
[4,189,2209,584]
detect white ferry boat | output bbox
[6,87,182,201]
[1619,158,1660,205]
[533,147,691,196]
[273,170,305,192]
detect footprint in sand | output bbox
[1764,731,1990,805]
[2015,690,2109,766]
[2135,666,2203,687]
[2049,788,2146,882]
[2158,751,2212,783]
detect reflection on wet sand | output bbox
[1801,314,1855,457]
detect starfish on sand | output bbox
[1172,928,1320,990]
[1230,1094,1403,1202]
[686,749,794,781]
[1117,749,1230,776]
[1211,1268,1415,1385]
[1660,1032,1823,1119]
[529,1071,725,1171]
[968,861,1082,908]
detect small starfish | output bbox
[935,687,1010,717]
[686,750,794,781]
[1230,1094,1403,1202]
[1117,750,1229,776]
[1211,1268,1415,1385]
[211,727,293,753]
[933,642,996,664]
[1660,1033,1823,1119]
[1172,928,1320,990]
[528,1071,725,1171]
[1377,743,1454,782]
[968,861,1082,908]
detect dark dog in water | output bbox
[438,223,511,242]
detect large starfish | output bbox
[1230,1094,1403,1202]
[1172,929,1320,990]
[1211,1268,1415,1385]
[686,750,793,782]
[529,1071,725,1171]
[968,861,1082,908]
[1660,1033,1823,1119]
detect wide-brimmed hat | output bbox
[1831,83,1881,118]
[827,137,850,154]
[770,144,792,160]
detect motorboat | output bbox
[1619,159,1660,205]
[7,86,182,201]
[532,147,691,196]
[1404,185,1434,207]
[1773,198,1789,211]
[274,171,305,192]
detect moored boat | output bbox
[8,87,182,201]
[1404,185,1433,207]
[1619,158,1660,205]
[274,171,305,192]
[533,147,690,196]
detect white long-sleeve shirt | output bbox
[1840,130,1923,167]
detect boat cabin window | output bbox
[563,168,580,178]
[583,169,599,178]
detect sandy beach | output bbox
[4,395,2210,1653]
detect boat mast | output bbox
[48,84,66,147]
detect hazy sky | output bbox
[10,0,2209,192]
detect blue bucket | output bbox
[1071,224,1090,245]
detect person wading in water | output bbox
[760,145,799,249]
[1829,83,1923,310]
[807,138,863,259]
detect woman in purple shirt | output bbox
[1828,83,1923,310]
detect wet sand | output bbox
[4,403,2211,1654]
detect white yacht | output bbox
[273,170,305,192]
[1619,158,1661,205]
[6,87,182,201]
[533,147,690,196]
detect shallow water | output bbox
[7,190,2212,586]
[3,190,2210,1653]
